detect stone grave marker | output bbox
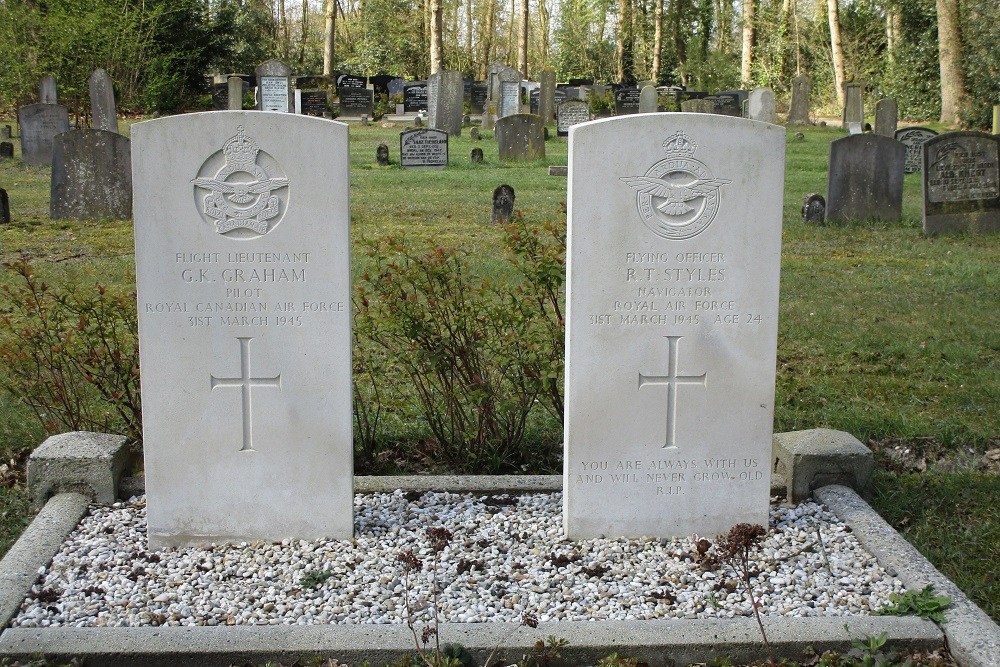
[712,92,743,116]
[874,99,898,137]
[50,129,132,219]
[681,99,715,114]
[376,143,390,166]
[470,82,488,114]
[88,69,118,133]
[564,115,784,539]
[557,100,591,137]
[471,147,484,163]
[400,127,448,168]
[747,88,775,123]
[131,112,353,548]
[403,82,428,112]
[40,76,57,104]
[639,85,657,113]
[539,70,556,124]
[922,131,1000,235]
[299,90,329,116]
[0,188,8,224]
[499,79,522,118]
[257,59,293,112]
[492,184,514,223]
[0,142,12,159]
[340,89,374,117]
[17,103,70,166]
[228,76,244,110]
[842,82,863,129]
[337,74,366,89]
[615,87,641,115]
[470,127,480,140]
[428,70,464,137]
[801,193,826,222]
[495,114,545,161]
[0,125,10,139]
[487,64,520,103]
[787,74,810,125]
[894,126,938,174]
[825,134,904,223]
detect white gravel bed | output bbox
[13,491,905,628]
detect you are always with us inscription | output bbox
[132,113,353,549]
[564,115,785,539]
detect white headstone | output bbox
[564,114,785,539]
[131,112,353,548]
[256,59,292,113]
[747,87,776,124]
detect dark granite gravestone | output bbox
[787,74,811,125]
[17,103,70,165]
[801,193,826,222]
[894,127,938,174]
[369,74,396,93]
[712,93,742,116]
[403,83,428,112]
[470,82,488,114]
[257,59,292,112]
[470,127,480,140]
[428,70,464,137]
[825,134,905,223]
[492,184,515,223]
[376,143,390,166]
[614,87,641,115]
[874,99,898,137]
[0,142,12,159]
[50,129,132,220]
[399,128,449,168]
[337,74,367,89]
[556,100,591,136]
[471,147,484,163]
[0,188,8,224]
[300,90,329,116]
[529,89,540,114]
[842,82,863,129]
[495,114,545,161]
[89,69,118,132]
[922,132,1000,235]
[340,89,374,117]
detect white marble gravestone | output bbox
[256,59,292,113]
[564,114,785,539]
[132,112,353,548]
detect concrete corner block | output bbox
[27,431,128,509]
[772,428,873,502]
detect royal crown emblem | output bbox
[621,131,730,240]
[192,126,289,237]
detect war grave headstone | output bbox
[299,90,329,116]
[895,127,938,174]
[538,70,557,124]
[0,142,12,159]
[639,85,658,113]
[228,76,244,110]
[88,69,118,133]
[340,89,374,118]
[400,127,449,168]
[874,99,898,137]
[17,103,70,166]
[131,112,353,548]
[496,114,545,161]
[922,131,1000,234]
[564,115,785,539]
[492,184,515,223]
[470,82,488,114]
[40,75,57,104]
[614,87,641,115]
[787,74,810,125]
[825,134,904,223]
[747,87,775,124]
[842,82,863,129]
[403,82,428,112]
[427,70,464,137]
[256,59,293,112]
[50,129,131,219]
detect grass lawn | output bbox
[0,117,997,623]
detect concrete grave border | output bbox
[2,430,998,666]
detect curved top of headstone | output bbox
[256,59,291,76]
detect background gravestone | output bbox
[299,90,329,116]
[471,147,484,164]
[132,112,353,548]
[39,76,57,104]
[470,81,488,114]
[564,115,785,539]
[376,143,389,166]
[712,92,743,116]
[399,128,448,168]
[50,129,132,219]
[492,184,514,223]
[895,126,938,174]
[495,113,545,161]
[538,70,556,124]
[801,193,826,222]
[0,126,10,139]
[0,188,8,224]
[614,87,641,115]
[922,131,1000,235]
[0,142,12,159]
[256,59,293,112]
[17,103,70,165]
[638,85,657,113]
[747,87,776,123]
[874,99,898,137]
[428,70,464,137]
[88,69,118,133]
[842,82,863,129]
[825,134,904,223]
[787,74,811,125]
[403,82,428,113]
[339,89,374,117]
[227,76,244,110]
[557,100,591,137]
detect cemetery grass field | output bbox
[0,119,997,623]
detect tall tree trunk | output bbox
[430,0,444,73]
[507,0,516,64]
[517,0,528,77]
[886,8,900,63]
[322,0,335,76]
[740,0,755,86]
[674,0,689,85]
[466,0,473,60]
[278,0,289,59]
[616,0,634,83]
[827,0,846,107]
[481,0,495,76]
[652,0,663,83]
[936,0,966,124]
[538,0,550,66]
[298,0,308,66]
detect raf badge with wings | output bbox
[621,131,730,240]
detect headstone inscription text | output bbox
[400,128,448,168]
[895,127,937,174]
[564,115,785,539]
[132,112,353,548]
[922,131,1000,235]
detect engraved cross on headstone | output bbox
[210,337,281,452]
[638,335,707,449]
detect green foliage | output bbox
[958,0,1000,129]
[298,569,334,590]
[517,636,570,667]
[877,585,952,622]
[878,0,940,121]
[595,654,638,667]
[338,0,425,78]
[588,89,615,116]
